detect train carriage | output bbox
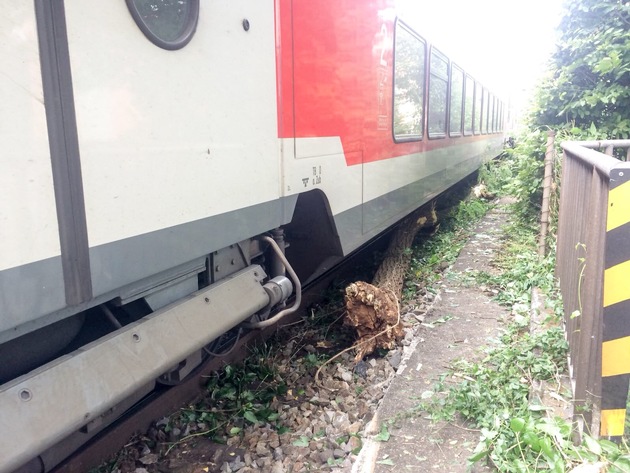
[0,1,505,471]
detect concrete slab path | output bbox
[353,201,513,473]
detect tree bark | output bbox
[344,203,438,361]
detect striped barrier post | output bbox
[601,165,630,439]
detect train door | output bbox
[62,0,282,298]
[0,3,68,343]
[284,0,402,255]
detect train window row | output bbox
[393,20,506,142]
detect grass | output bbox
[404,190,493,300]
[402,155,630,472]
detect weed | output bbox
[303,352,326,368]
[404,196,494,301]
[374,424,391,442]
[413,166,630,471]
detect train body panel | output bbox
[65,0,283,293]
[0,1,507,470]
[0,4,68,333]
[66,0,280,245]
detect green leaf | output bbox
[375,424,391,442]
[292,435,310,447]
[539,437,555,461]
[522,431,541,452]
[528,405,550,412]
[581,450,600,462]
[611,455,630,471]
[376,458,395,466]
[510,417,526,433]
[229,427,242,435]
[599,439,621,456]
[243,411,258,424]
[537,422,561,438]
[583,434,602,456]
[468,448,489,463]
[277,425,290,435]
[551,459,564,473]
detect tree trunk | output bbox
[344,203,437,361]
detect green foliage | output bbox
[419,200,630,471]
[478,155,516,197]
[497,128,563,226]
[405,195,492,299]
[292,435,310,447]
[477,218,557,309]
[503,131,547,213]
[470,414,630,473]
[530,0,630,138]
[431,323,569,471]
[374,424,391,442]
[156,344,290,450]
[203,345,288,429]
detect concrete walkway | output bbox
[353,202,512,473]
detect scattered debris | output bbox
[472,183,494,200]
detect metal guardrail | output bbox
[556,139,630,441]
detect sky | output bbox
[397,0,565,114]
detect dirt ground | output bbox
[352,202,512,473]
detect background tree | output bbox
[530,0,630,138]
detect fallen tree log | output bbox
[344,203,438,361]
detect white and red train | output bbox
[0,1,505,471]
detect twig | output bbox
[163,421,227,456]
[448,422,481,433]
[278,318,305,328]
[324,312,347,339]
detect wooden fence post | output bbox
[539,131,556,257]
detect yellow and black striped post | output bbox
[601,167,630,439]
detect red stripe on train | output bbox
[274,0,500,167]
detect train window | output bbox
[496,99,501,132]
[485,92,491,134]
[494,97,501,133]
[428,48,448,138]
[474,81,482,135]
[498,100,502,132]
[449,64,464,136]
[481,88,488,134]
[497,99,501,132]
[464,75,474,135]
[393,22,426,141]
[126,0,199,50]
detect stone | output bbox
[333,449,345,458]
[320,449,334,462]
[347,435,362,452]
[255,441,269,456]
[388,350,402,369]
